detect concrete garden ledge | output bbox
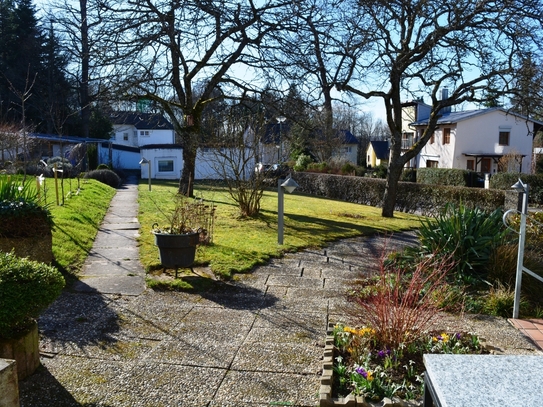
[0,359,19,407]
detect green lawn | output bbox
[49,178,116,274]
[138,180,421,279]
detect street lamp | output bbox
[510,179,529,318]
[139,157,151,191]
[278,175,299,245]
[276,116,286,163]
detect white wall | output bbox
[454,111,533,173]
[140,147,183,179]
[195,147,255,180]
[333,144,358,164]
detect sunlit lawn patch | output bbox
[137,180,421,279]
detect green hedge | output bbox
[0,252,65,339]
[294,172,505,216]
[490,173,543,206]
[417,168,482,187]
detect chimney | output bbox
[441,88,451,114]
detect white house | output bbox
[110,112,175,147]
[139,144,183,180]
[332,129,359,164]
[412,108,543,174]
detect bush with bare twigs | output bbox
[348,252,458,350]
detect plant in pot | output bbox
[152,194,215,276]
[0,252,65,380]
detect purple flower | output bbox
[377,349,391,358]
[455,333,462,340]
[355,367,368,378]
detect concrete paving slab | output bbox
[231,341,323,374]
[73,275,146,296]
[213,371,319,406]
[266,274,324,288]
[80,259,143,276]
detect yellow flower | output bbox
[367,371,374,381]
[441,333,450,343]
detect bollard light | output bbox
[278,175,299,245]
[139,157,152,191]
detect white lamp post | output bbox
[510,179,529,319]
[278,175,299,245]
[276,116,286,163]
[139,157,151,191]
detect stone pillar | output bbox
[0,359,20,407]
[0,322,40,380]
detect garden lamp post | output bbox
[139,157,151,191]
[277,116,286,163]
[278,175,299,245]
[511,179,529,319]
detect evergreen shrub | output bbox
[84,169,121,188]
[0,252,65,339]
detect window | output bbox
[430,132,435,144]
[140,130,150,136]
[499,131,510,146]
[426,160,439,168]
[442,128,451,144]
[122,132,129,141]
[467,160,474,170]
[158,160,174,172]
[402,132,414,149]
[344,146,352,153]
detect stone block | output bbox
[0,359,19,407]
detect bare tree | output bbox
[336,0,543,217]
[198,106,268,217]
[102,0,284,196]
[260,0,364,156]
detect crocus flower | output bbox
[355,366,368,378]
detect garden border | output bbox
[319,322,497,407]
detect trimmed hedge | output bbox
[417,167,483,187]
[294,172,505,216]
[490,173,543,206]
[0,252,65,339]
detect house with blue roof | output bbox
[410,106,543,174]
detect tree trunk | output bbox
[79,0,90,140]
[179,146,196,197]
[381,159,403,218]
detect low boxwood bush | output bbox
[0,252,65,339]
[84,169,121,188]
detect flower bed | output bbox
[319,323,488,407]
